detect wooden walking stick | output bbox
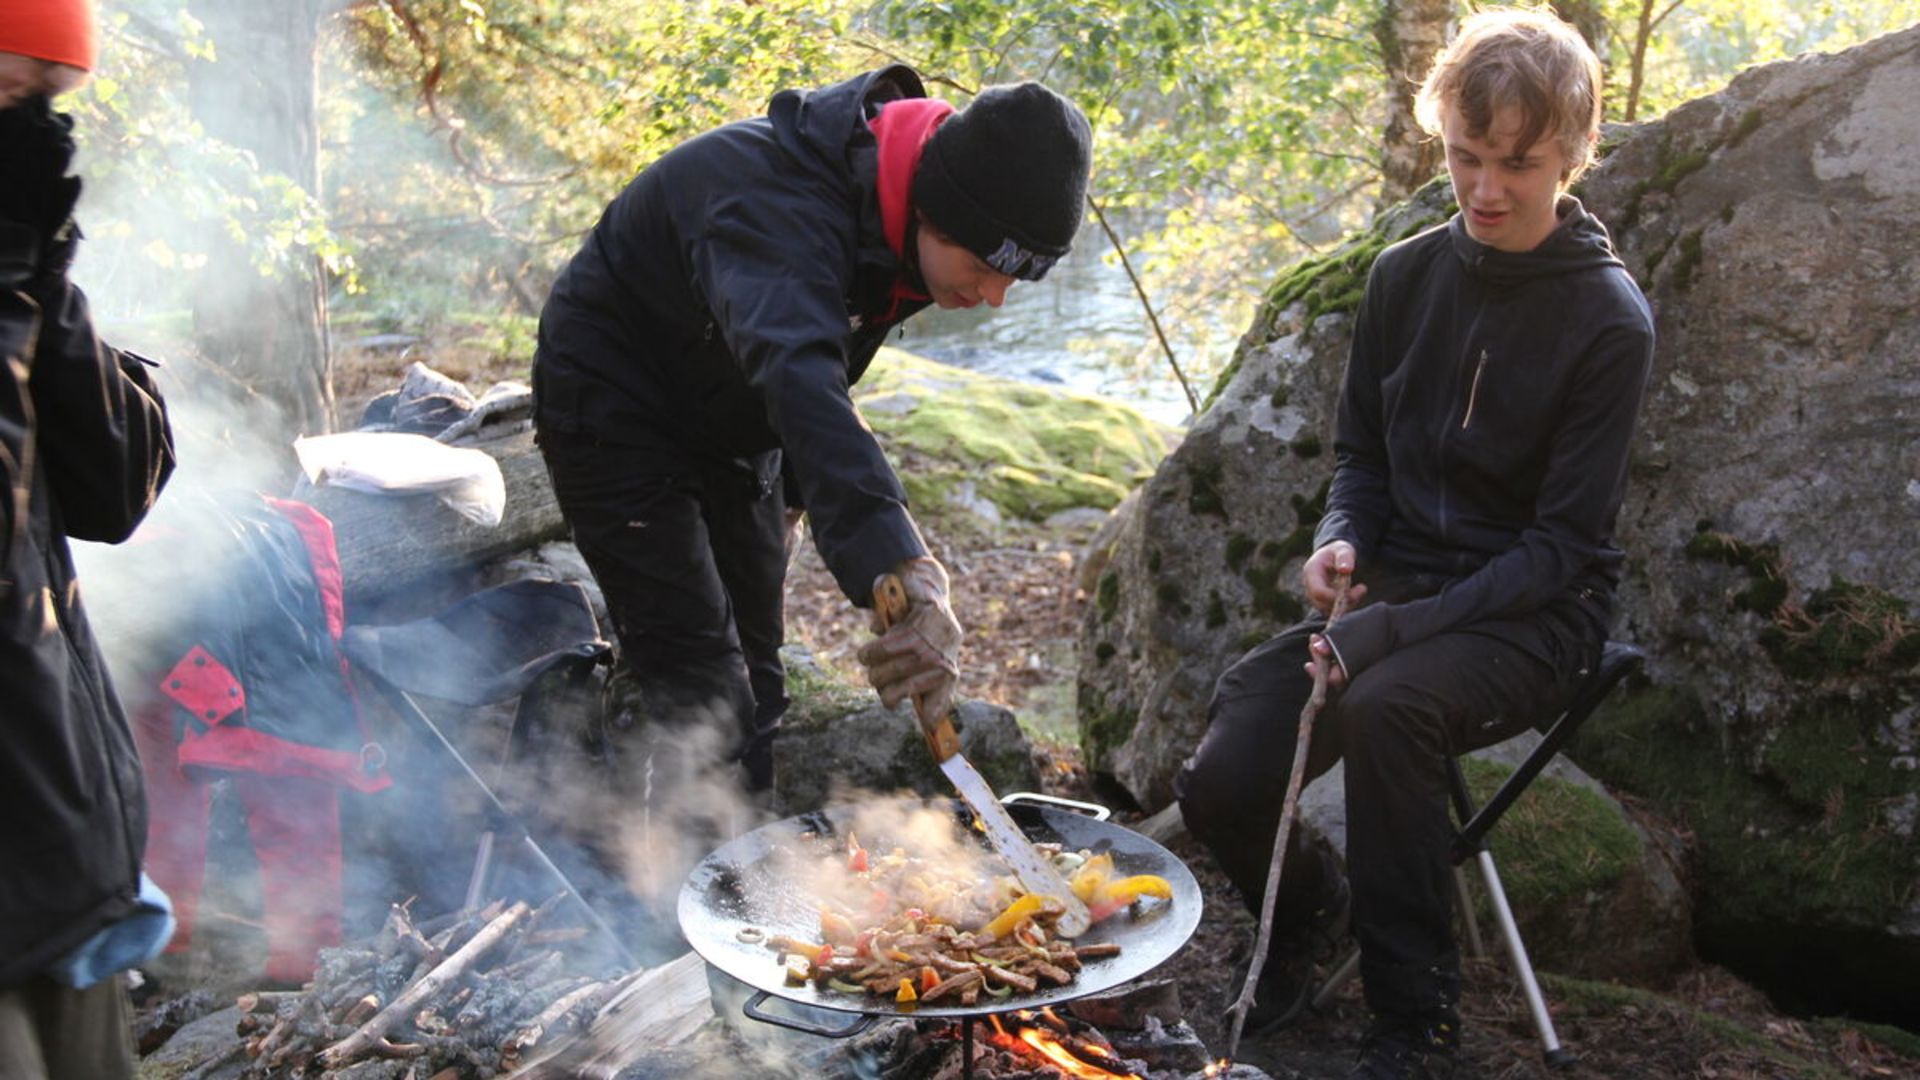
[1226,572,1352,1059]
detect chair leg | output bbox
[1453,866,1487,959]
[1475,848,1577,1067]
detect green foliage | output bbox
[75,0,1918,398]
[1602,0,1914,123]
[69,3,358,315]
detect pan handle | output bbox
[742,990,877,1038]
[1001,791,1111,821]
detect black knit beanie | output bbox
[911,82,1091,282]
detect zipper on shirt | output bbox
[1461,349,1488,430]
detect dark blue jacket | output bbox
[533,66,933,604]
[1317,198,1654,677]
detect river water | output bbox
[892,226,1240,428]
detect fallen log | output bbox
[317,900,532,1069]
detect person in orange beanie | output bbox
[0,0,96,108]
[1,1,179,1077]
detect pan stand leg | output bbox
[962,1017,975,1080]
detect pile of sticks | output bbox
[229,895,644,1078]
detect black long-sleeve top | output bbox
[1316,198,1654,677]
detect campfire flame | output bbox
[1202,1058,1232,1076]
[978,1010,1141,1079]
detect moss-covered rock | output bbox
[772,654,1040,816]
[1571,683,1920,1023]
[1459,756,1642,914]
[854,348,1174,528]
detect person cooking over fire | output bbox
[1,1,178,1076]
[531,68,1092,803]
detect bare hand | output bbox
[1303,633,1347,690]
[1300,541,1367,615]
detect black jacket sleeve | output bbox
[21,275,174,545]
[691,189,926,605]
[0,295,32,570]
[1325,315,1652,676]
[1314,263,1394,558]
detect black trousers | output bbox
[1175,572,1602,1023]
[539,436,790,790]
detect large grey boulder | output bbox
[1080,26,1920,1015]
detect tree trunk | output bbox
[1375,0,1454,207]
[1624,0,1685,122]
[185,0,334,438]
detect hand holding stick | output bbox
[1226,572,1352,1058]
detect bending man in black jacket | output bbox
[533,68,1090,798]
[1,3,177,1075]
[1176,10,1654,1078]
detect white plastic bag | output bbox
[294,432,506,527]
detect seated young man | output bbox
[1175,9,1654,1078]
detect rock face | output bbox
[772,648,1041,815]
[1080,27,1920,1020]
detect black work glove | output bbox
[0,95,84,282]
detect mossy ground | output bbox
[854,348,1174,526]
[1459,756,1641,915]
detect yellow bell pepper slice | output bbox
[1098,874,1174,904]
[819,908,857,945]
[775,937,829,965]
[981,892,1060,940]
[1089,874,1176,921]
[1068,852,1114,903]
[896,977,918,1004]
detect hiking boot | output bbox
[1348,1017,1460,1079]
[1243,874,1352,1035]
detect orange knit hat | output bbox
[0,0,97,72]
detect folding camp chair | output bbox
[1312,642,1647,1066]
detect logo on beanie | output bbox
[985,237,1057,281]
